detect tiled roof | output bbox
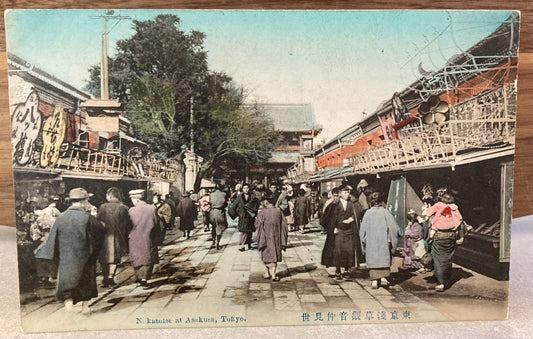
[243,103,322,133]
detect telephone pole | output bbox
[190,96,194,153]
[90,11,130,100]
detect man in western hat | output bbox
[36,187,105,314]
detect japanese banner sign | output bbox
[11,91,42,166]
[40,104,66,167]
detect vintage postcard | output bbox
[5,9,520,332]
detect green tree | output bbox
[86,14,279,190]
[192,96,280,189]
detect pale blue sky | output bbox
[5,10,515,141]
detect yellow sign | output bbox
[40,104,66,167]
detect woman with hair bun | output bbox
[426,192,463,292]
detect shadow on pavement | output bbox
[286,241,315,248]
[391,270,417,286]
[279,263,317,278]
[447,267,474,288]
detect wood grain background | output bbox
[0,1,531,227]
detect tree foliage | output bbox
[193,96,280,188]
[85,14,279,189]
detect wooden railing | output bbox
[53,145,181,181]
[349,84,516,174]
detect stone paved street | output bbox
[20,219,451,332]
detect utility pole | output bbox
[190,96,194,153]
[90,11,130,100]
[101,18,109,100]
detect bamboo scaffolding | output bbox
[350,84,516,174]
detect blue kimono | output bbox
[359,206,400,269]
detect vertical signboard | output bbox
[387,176,406,248]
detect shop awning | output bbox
[308,166,355,182]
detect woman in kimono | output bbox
[234,183,260,251]
[255,197,288,281]
[360,192,401,289]
[401,209,425,271]
[426,192,463,292]
[275,185,294,230]
[31,196,61,283]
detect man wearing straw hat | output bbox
[35,187,105,315]
[128,189,159,289]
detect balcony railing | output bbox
[349,84,516,174]
[52,145,181,181]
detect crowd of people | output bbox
[26,178,470,314]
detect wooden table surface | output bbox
[0,1,531,227]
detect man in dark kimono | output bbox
[98,187,132,287]
[152,191,173,246]
[35,188,105,314]
[164,191,178,229]
[320,187,340,274]
[332,185,357,280]
[209,185,228,250]
[235,183,260,251]
[255,197,288,281]
[128,189,159,289]
[294,188,311,233]
[177,191,197,239]
[265,184,280,205]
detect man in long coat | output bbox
[320,187,340,271]
[209,185,228,250]
[165,191,178,223]
[177,191,197,239]
[234,183,260,251]
[35,188,105,314]
[152,191,173,246]
[98,187,132,287]
[255,197,288,281]
[128,189,159,289]
[360,192,401,289]
[293,188,310,233]
[331,185,358,280]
